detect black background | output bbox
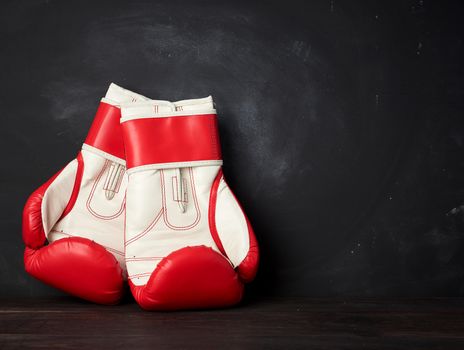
[1,0,464,298]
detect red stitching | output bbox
[86,160,126,220]
[171,176,188,203]
[49,229,124,256]
[103,164,111,190]
[125,208,163,246]
[105,246,125,257]
[125,257,163,262]
[161,168,201,230]
[172,176,178,202]
[128,272,152,279]
[103,163,124,194]
[59,152,85,220]
[208,169,228,258]
[209,116,219,160]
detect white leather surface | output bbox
[124,98,252,286]
[215,177,250,267]
[126,160,223,174]
[42,160,78,236]
[41,83,150,275]
[49,150,127,272]
[120,95,215,122]
[103,83,151,106]
[81,144,125,166]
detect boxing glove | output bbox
[121,96,259,310]
[22,83,149,305]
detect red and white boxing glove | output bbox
[22,83,149,305]
[121,96,259,310]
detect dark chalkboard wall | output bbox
[1,0,464,298]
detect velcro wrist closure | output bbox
[122,113,222,169]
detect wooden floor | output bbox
[1,297,464,349]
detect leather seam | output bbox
[58,153,84,221]
[161,168,201,230]
[82,144,126,165]
[208,169,228,259]
[127,160,223,174]
[49,229,124,256]
[86,160,126,220]
[125,257,163,262]
[125,209,163,246]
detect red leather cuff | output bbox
[122,114,222,169]
[84,102,125,160]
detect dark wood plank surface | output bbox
[1,297,464,349]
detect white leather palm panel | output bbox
[214,178,250,267]
[39,83,149,275]
[49,149,127,271]
[42,160,78,237]
[126,166,220,286]
[125,165,251,286]
[123,95,253,286]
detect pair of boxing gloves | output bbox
[22,83,259,310]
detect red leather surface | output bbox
[85,102,125,160]
[59,152,84,221]
[22,101,127,305]
[24,237,124,305]
[122,114,222,169]
[22,168,64,249]
[236,218,259,283]
[130,246,244,311]
[208,170,259,283]
[208,169,228,258]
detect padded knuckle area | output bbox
[23,238,124,305]
[131,246,244,310]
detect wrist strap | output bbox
[122,113,222,169]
